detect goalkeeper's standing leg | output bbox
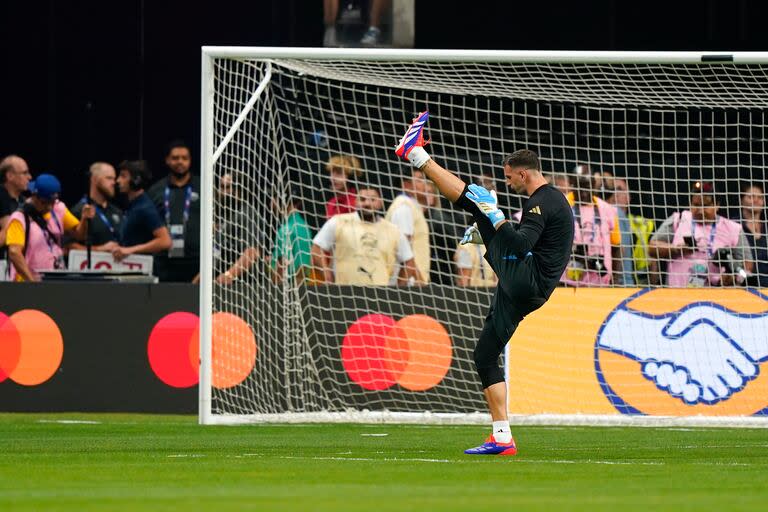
[395,111,517,456]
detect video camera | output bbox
[712,247,748,280]
[573,243,608,276]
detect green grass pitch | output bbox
[1,413,767,511]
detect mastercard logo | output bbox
[147,312,257,389]
[0,310,63,386]
[595,288,768,416]
[341,313,452,391]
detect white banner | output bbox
[68,250,154,275]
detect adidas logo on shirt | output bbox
[528,206,542,215]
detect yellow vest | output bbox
[455,243,496,287]
[628,214,655,272]
[386,194,430,283]
[333,213,401,285]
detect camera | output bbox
[682,235,697,248]
[712,247,748,280]
[573,243,607,275]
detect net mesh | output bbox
[205,55,768,423]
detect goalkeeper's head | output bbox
[503,149,543,194]
[357,187,383,223]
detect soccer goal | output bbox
[200,48,768,427]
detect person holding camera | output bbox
[561,172,621,286]
[649,181,751,287]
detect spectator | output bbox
[548,172,571,196]
[271,187,313,283]
[605,176,635,286]
[193,172,261,285]
[360,0,391,46]
[422,179,464,285]
[649,181,750,287]
[325,154,361,219]
[739,183,767,288]
[562,173,621,286]
[0,155,32,259]
[5,174,94,282]
[312,186,419,285]
[148,140,201,282]
[323,0,392,47]
[455,241,497,287]
[66,162,122,253]
[112,160,171,263]
[385,169,431,284]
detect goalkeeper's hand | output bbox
[465,184,506,228]
[460,224,483,245]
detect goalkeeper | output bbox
[395,112,574,455]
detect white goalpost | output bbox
[200,47,768,427]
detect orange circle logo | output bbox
[341,313,452,391]
[147,312,257,389]
[0,310,63,386]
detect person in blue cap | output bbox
[5,173,95,281]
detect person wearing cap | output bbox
[649,181,752,287]
[5,174,95,282]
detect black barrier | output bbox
[0,283,198,413]
[1,282,497,414]
[301,285,494,414]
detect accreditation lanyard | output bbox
[36,212,62,264]
[84,197,115,235]
[692,218,718,258]
[164,185,193,226]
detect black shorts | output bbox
[484,231,547,341]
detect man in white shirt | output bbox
[312,187,419,285]
[386,169,431,283]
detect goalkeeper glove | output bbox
[465,184,506,228]
[460,224,483,245]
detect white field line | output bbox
[36,420,102,424]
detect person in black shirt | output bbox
[112,160,171,264]
[66,162,123,252]
[740,183,767,287]
[147,140,201,282]
[395,111,573,456]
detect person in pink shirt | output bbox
[649,181,751,287]
[324,154,362,219]
[5,174,95,281]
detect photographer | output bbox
[649,181,751,287]
[561,171,622,287]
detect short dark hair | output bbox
[165,139,191,157]
[743,182,764,195]
[503,150,541,172]
[118,160,152,190]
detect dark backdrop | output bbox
[1,0,766,205]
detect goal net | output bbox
[200,49,768,426]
